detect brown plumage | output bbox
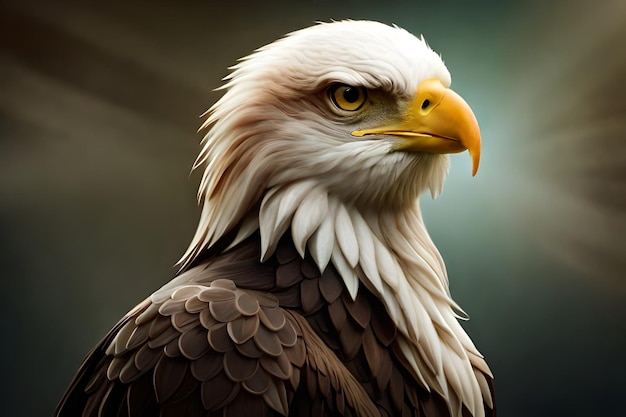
[57,235,494,417]
[56,20,495,417]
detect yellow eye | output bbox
[329,84,367,111]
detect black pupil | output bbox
[343,87,360,103]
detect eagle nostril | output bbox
[421,99,430,110]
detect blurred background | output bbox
[1,0,624,416]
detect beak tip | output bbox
[469,148,480,177]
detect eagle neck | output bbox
[370,203,492,417]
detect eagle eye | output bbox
[329,84,367,112]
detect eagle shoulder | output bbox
[54,248,379,416]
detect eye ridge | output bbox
[329,84,367,112]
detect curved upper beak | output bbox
[352,78,481,176]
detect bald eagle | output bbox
[56,20,494,417]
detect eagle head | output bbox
[185,20,480,260]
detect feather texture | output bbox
[58,20,494,417]
[291,187,328,258]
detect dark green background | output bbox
[1,1,625,416]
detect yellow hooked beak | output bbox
[352,78,481,176]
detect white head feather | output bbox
[181,20,492,417]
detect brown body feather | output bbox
[56,233,494,417]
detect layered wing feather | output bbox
[55,237,377,417]
[56,283,303,417]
